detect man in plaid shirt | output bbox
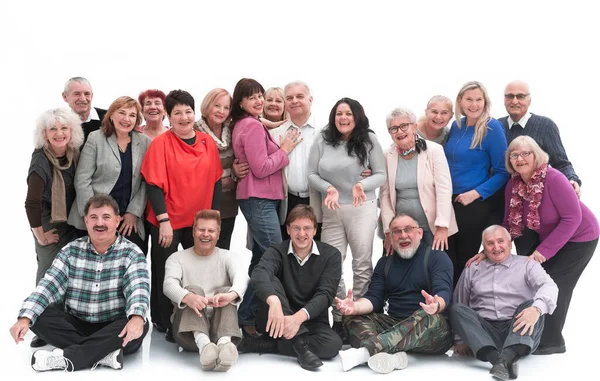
[9,194,150,372]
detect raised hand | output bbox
[335,289,356,316]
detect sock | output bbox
[500,344,528,362]
[339,347,370,371]
[480,347,500,364]
[217,336,232,346]
[193,332,211,352]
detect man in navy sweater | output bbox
[238,205,342,370]
[336,213,453,374]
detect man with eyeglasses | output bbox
[237,205,342,370]
[336,213,453,374]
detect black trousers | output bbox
[280,193,322,241]
[447,197,493,285]
[31,306,149,371]
[255,276,342,359]
[149,224,194,329]
[538,238,598,348]
[217,216,237,250]
[450,301,542,362]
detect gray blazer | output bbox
[68,130,152,239]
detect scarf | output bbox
[42,146,78,223]
[507,164,547,238]
[194,118,231,152]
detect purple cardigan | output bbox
[232,116,289,200]
[504,167,599,260]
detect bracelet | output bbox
[534,306,543,316]
[158,217,170,224]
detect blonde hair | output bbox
[263,87,287,122]
[455,81,492,148]
[505,136,550,174]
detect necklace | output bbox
[195,119,230,151]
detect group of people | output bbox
[9,76,598,379]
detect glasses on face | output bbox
[509,151,533,160]
[290,226,315,233]
[504,93,530,101]
[388,123,413,134]
[390,226,420,236]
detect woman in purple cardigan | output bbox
[230,78,300,336]
[504,136,598,355]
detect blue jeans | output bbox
[238,198,282,326]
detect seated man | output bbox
[238,205,342,370]
[337,213,453,374]
[163,210,248,372]
[451,225,558,380]
[9,194,150,372]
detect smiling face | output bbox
[263,90,285,122]
[504,81,531,122]
[425,101,452,131]
[285,84,312,123]
[335,103,355,140]
[241,92,264,118]
[45,121,72,155]
[111,106,138,136]
[84,205,120,246]
[390,215,423,259]
[287,217,316,253]
[168,104,195,138]
[207,94,231,129]
[509,147,536,179]
[389,116,416,151]
[62,81,93,119]
[483,228,512,264]
[142,96,166,124]
[193,218,220,256]
[459,88,485,124]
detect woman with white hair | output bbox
[25,108,83,347]
[416,95,453,145]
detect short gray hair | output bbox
[505,135,550,174]
[34,108,84,150]
[385,107,417,128]
[426,95,453,111]
[481,225,511,249]
[63,77,92,95]
[284,80,311,96]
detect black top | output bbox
[251,240,341,324]
[82,107,107,145]
[110,142,133,216]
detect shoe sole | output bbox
[115,349,124,370]
[200,343,219,370]
[368,352,408,374]
[214,344,238,372]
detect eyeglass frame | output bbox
[388,123,413,134]
[504,93,530,101]
[508,150,533,160]
[390,226,421,236]
[289,225,316,233]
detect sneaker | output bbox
[367,352,408,374]
[30,335,47,348]
[94,348,123,370]
[31,349,71,372]
[200,343,219,370]
[214,342,238,372]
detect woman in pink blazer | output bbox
[380,107,457,255]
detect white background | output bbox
[1,1,598,379]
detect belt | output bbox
[288,190,309,198]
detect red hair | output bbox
[138,89,166,106]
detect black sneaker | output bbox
[237,336,277,354]
[30,335,47,348]
[292,338,323,370]
[165,328,175,343]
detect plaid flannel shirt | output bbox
[19,235,149,324]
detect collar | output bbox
[484,253,514,268]
[508,112,532,129]
[84,107,100,123]
[285,114,316,130]
[287,240,320,265]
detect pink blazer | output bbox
[379,141,458,235]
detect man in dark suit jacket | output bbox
[238,205,342,371]
[62,77,107,143]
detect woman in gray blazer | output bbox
[68,96,151,253]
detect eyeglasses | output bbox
[508,151,533,160]
[388,123,413,134]
[390,226,420,236]
[504,93,530,101]
[290,226,315,233]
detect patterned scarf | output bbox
[42,146,78,223]
[507,164,548,238]
[194,118,231,152]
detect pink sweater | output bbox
[232,116,289,200]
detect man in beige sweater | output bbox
[163,209,249,372]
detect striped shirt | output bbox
[19,235,149,324]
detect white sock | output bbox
[193,332,211,352]
[339,347,370,371]
[217,336,231,346]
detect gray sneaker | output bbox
[200,343,219,370]
[367,351,408,374]
[31,349,71,372]
[94,348,123,370]
[214,342,239,372]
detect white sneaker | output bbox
[200,343,219,370]
[31,349,71,372]
[94,348,123,370]
[214,342,238,372]
[367,351,408,374]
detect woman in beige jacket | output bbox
[380,107,457,255]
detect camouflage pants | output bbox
[343,309,452,356]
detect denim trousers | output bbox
[238,197,282,326]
